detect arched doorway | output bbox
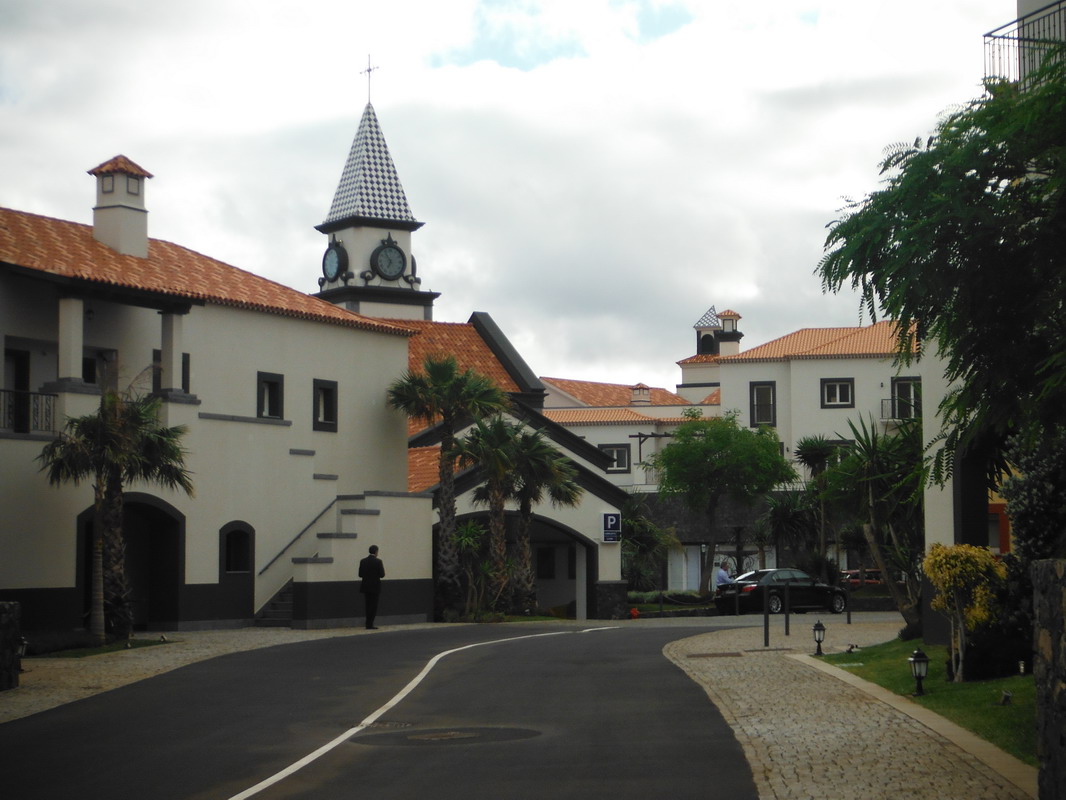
[78,493,184,631]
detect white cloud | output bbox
[0,0,1011,392]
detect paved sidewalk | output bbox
[1,617,1039,799]
[665,620,1038,800]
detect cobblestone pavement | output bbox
[664,619,1037,800]
[2,617,1038,799]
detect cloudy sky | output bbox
[2,0,1012,393]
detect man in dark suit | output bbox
[358,545,385,629]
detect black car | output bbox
[715,568,847,615]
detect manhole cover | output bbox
[353,727,541,747]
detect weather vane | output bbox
[361,55,379,103]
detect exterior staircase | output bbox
[255,580,294,627]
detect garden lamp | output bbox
[908,649,929,696]
[812,620,825,656]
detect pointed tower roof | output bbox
[694,306,721,329]
[318,103,423,233]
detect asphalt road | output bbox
[0,623,757,800]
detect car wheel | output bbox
[768,593,783,614]
[829,593,846,614]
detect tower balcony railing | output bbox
[984,1,1066,86]
[1,390,57,435]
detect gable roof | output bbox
[542,408,689,426]
[541,376,688,407]
[718,321,904,363]
[0,206,412,337]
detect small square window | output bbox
[101,175,115,193]
[599,443,631,473]
[127,176,140,196]
[821,378,855,409]
[313,379,338,432]
[257,372,284,419]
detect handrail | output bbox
[0,389,57,434]
[258,499,337,576]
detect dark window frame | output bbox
[891,377,922,420]
[313,379,338,433]
[257,371,285,419]
[599,443,631,473]
[820,378,855,409]
[219,522,254,575]
[749,381,777,427]
[152,349,191,394]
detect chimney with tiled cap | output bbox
[630,383,651,405]
[716,310,744,356]
[88,155,153,258]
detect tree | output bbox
[648,409,796,593]
[38,391,193,642]
[794,435,836,580]
[387,356,508,614]
[456,415,518,611]
[923,543,1006,682]
[817,44,1066,487]
[621,495,681,592]
[506,427,582,613]
[823,416,925,627]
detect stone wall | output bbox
[0,601,21,691]
[1032,559,1065,800]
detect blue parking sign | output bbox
[603,512,621,542]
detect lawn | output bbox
[824,638,1036,766]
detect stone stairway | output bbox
[255,580,294,627]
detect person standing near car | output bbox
[716,562,733,586]
[359,545,385,630]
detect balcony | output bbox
[985,1,1066,85]
[880,397,920,422]
[1,390,57,435]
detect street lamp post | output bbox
[812,620,826,656]
[908,649,930,696]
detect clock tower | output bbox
[314,102,439,320]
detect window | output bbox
[257,372,284,419]
[313,379,338,432]
[152,350,191,394]
[127,175,140,196]
[820,378,854,409]
[599,443,631,473]
[750,382,776,426]
[101,174,115,193]
[220,523,254,575]
[891,377,922,420]
[537,547,556,580]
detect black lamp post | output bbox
[908,649,930,696]
[812,620,825,656]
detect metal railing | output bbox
[0,390,57,434]
[985,1,1066,85]
[880,397,920,421]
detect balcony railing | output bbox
[985,1,1066,85]
[881,397,920,422]
[1,390,57,434]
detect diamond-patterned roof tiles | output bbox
[540,377,687,407]
[694,305,720,329]
[324,103,418,226]
[0,207,412,337]
[720,321,904,362]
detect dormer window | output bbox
[102,175,114,193]
[724,318,737,333]
[127,176,140,195]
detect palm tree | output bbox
[38,391,193,642]
[387,356,508,614]
[794,435,836,580]
[456,415,518,610]
[507,427,582,613]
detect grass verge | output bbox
[824,638,1036,766]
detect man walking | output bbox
[358,545,385,630]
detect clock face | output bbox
[322,242,347,281]
[372,244,406,280]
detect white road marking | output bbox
[227,629,585,799]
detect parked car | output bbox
[839,568,882,589]
[715,568,848,615]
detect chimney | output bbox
[88,155,153,258]
[716,310,744,356]
[630,383,651,405]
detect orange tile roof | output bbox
[383,317,523,437]
[701,389,721,405]
[408,445,441,493]
[677,353,720,366]
[0,207,412,338]
[541,377,688,407]
[88,155,153,178]
[542,408,667,425]
[719,321,905,363]
[719,309,741,318]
